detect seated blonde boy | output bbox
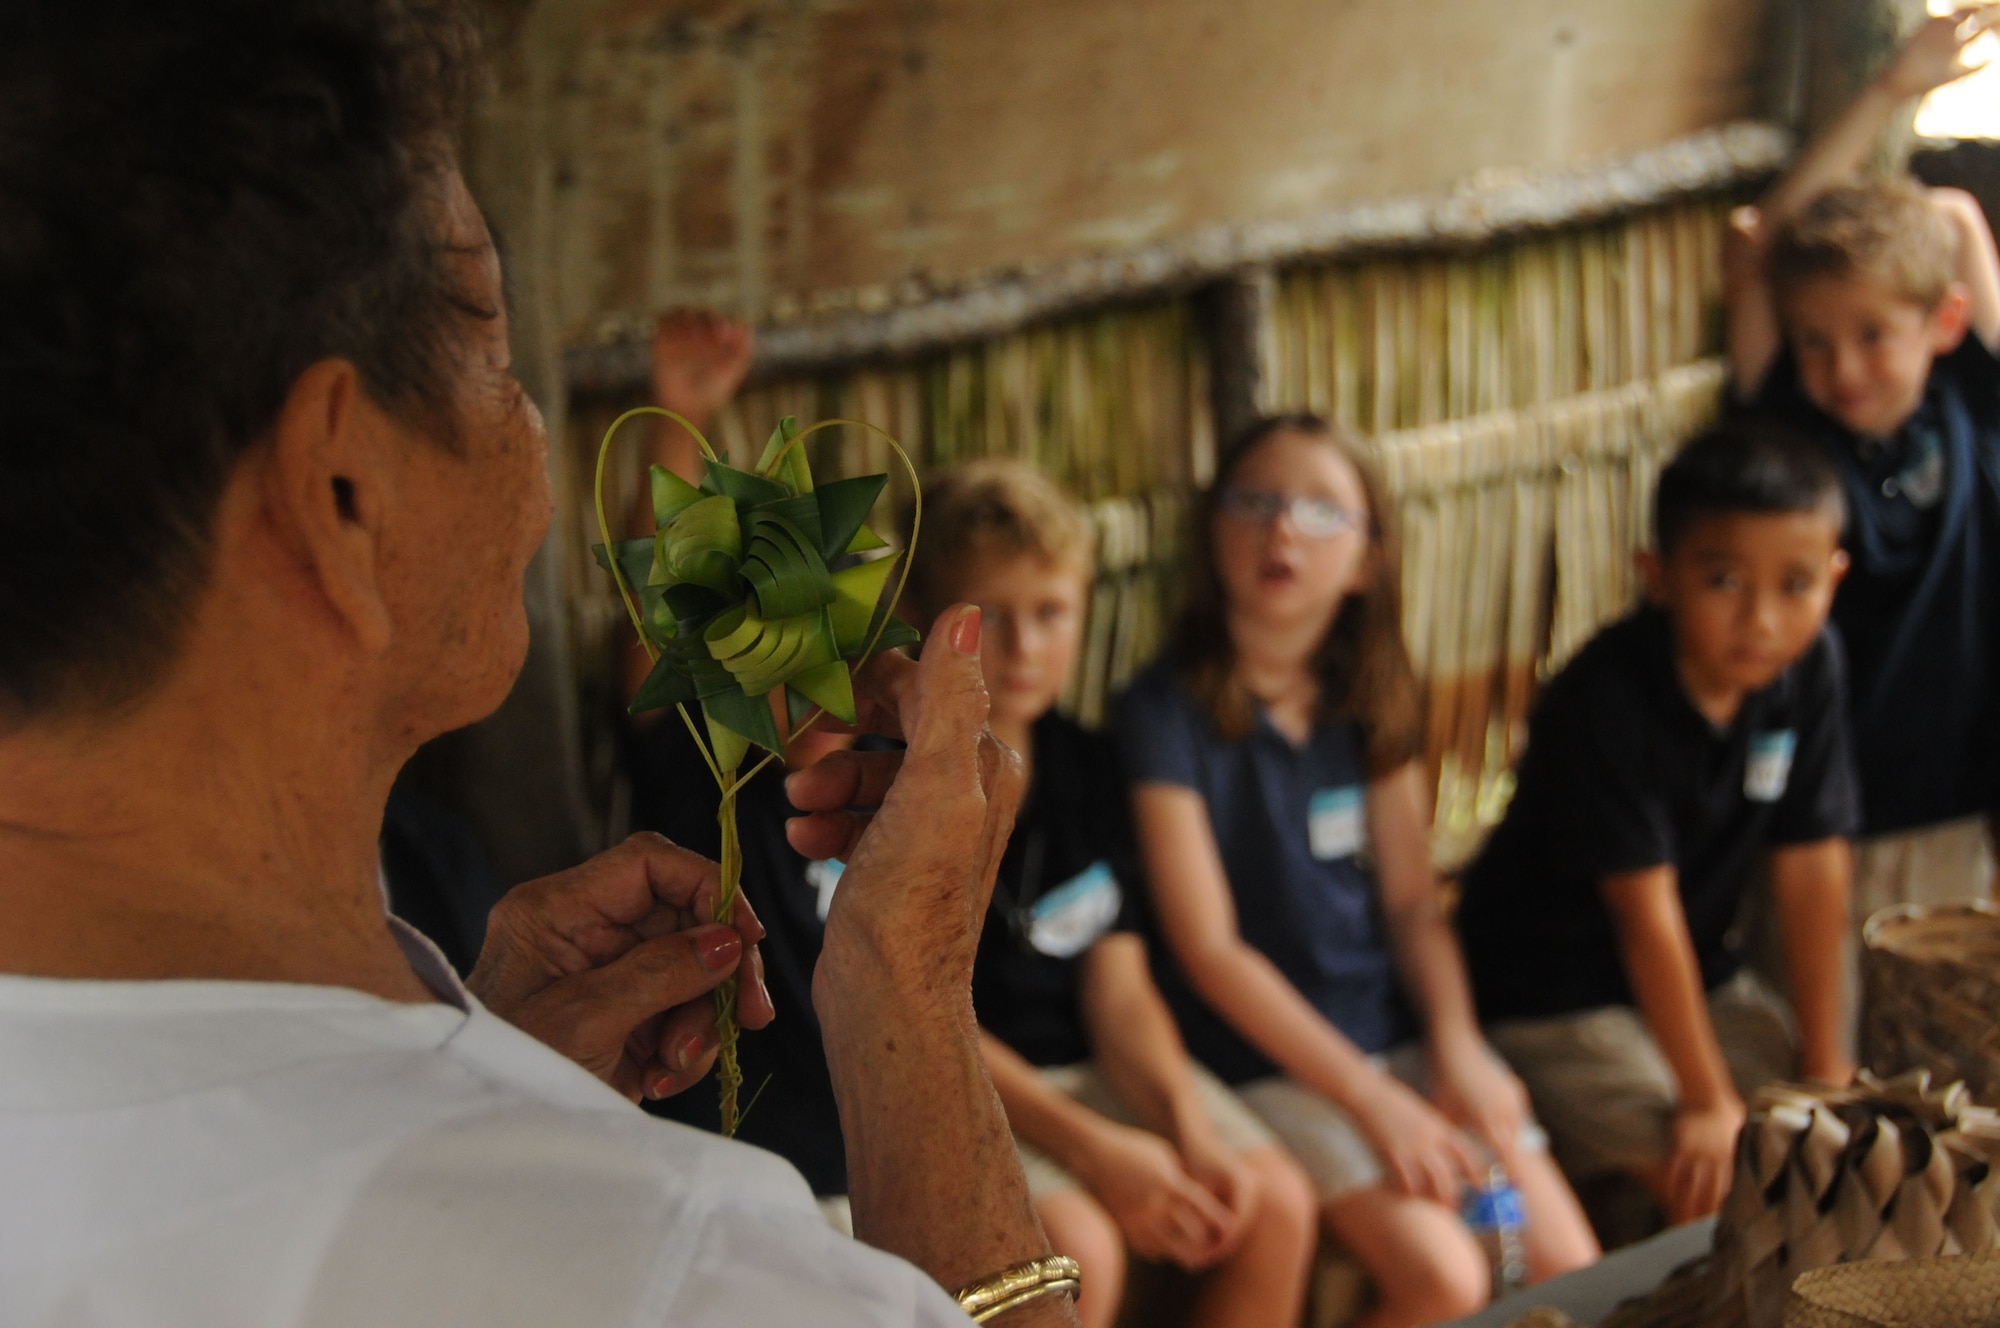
[901,461,1317,1328]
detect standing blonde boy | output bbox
[1726,9,2000,924]
[902,461,1316,1328]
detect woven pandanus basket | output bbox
[1862,900,2000,1107]
[1503,1073,2000,1328]
[1703,1073,2000,1327]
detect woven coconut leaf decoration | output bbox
[589,407,920,1138]
[592,416,918,774]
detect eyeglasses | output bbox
[1218,488,1363,540]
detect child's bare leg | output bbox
[1506,1150,1601,1281]
[1035,1188,1126,1328]
[1324,1187,1489,1328]
[1187,1146,1317,1328]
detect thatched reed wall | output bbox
[568,191,1743,848]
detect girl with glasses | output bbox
[1115,416,1599,1327]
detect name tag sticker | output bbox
[1308,785,1368,860]
[805,857,846,922]
[1024,861,1122,959]
[1745,730,1797,803]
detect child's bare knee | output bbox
[1251,1152,1319,1258]
[1403,1240,1490,1321]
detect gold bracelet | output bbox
[953,1254,1082,1323]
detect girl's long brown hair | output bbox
[1169,414,1423,776]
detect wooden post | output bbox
[1798,0,1929,170]
[408,0,603,887]
[1203,267,1278,454]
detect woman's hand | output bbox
[468,833,776,1102]
[1428,1035,1531,1169]
[1079,1120,1238,1271]
[788,607,1024,1011]
[1347,1071,1483,1207]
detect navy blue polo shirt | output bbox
[1456,608,1860,1022]
[1746,336,2000,833]
[1114,658,1413,1086]
[973,712,1145,1068]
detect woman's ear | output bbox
[262,358,395,655]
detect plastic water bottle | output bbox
[1462,1163,1528,1296]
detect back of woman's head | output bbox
[0,0,479,721]
[1171,414,1422,774]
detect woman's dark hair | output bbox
[0,0,480,720]
[1654,419,1846,556]
[1170,414,1424,775]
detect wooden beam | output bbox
[565,121,1791,394]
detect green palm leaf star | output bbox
[592,408,921,1136]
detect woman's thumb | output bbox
[908,605,991,761]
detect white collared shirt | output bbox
[0,921,967,1327]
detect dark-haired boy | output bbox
[1457,426,1858,1226]
[1727,11,2000,925]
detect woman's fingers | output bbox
[784,749,903,814]
[631,947,773,1101]
[639,1000,724,1100]
[783,809,872,863]
[735,942,776,1029]
[784,748,902,862]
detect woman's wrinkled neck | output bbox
[0,624,427,1002]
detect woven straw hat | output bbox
[1784,1253,2000,1327]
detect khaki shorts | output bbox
[1015,1060,1278,1198]
[1486,968,1796,1179]
[1235,1042,1549,1200]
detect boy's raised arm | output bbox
[1767,837,1856,1087]
[1727,9,1999,392]
[1599,864,1742,1223]
[1932,187,2000,350]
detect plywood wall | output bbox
[499,0,1781,346]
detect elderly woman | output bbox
[0,3,1075,1325]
